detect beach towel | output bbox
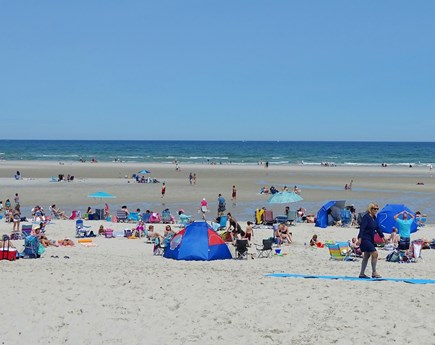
[265,273,435,284]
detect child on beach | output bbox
[310,234,323,248]
[245,221,254,241]
[98,225,105,236]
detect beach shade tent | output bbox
[377,204,418,234]
[87,191,117,201]
[164,222,232,261]
[315,200,346,228]
[138,169,151,174]
[268,191,303,204]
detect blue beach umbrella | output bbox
[87,191,117,201]
[268,191,303,204]
[138,169,151,174]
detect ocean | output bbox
[0,140,434,166]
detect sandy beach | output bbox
[1,161,435,344]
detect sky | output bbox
[1,1,434,141]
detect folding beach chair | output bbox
[153,237,166,256]
[340,209,351,227]
[178,214,192,227]
[234,239,249,260]
[255,238,273,258]
[263,210,274,225]
[161,209,172,224]
[217,216,227,230]
[75,219,91,238]
[128,212,140,222]
[10,224,32,240]
[116,210,128,223]
[22,236,43,258]
[327,243,356,261]
[142,212,151,223]
[287,211,297,226]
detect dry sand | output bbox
[1,161,435,344]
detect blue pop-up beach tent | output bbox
[164,222,232,261]
[377,204,418,234]
[315,200,346,228]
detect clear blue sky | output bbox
[1,1,434,141]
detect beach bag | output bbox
[386,250,401,263]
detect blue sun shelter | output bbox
[164,222,232,261]
[315,200,346,228]
[377,204,418,234]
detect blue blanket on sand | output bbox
[266,273,435,285]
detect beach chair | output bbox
[178,214,192,227]
[336,241,354,257]
[49,206,60,219]
[374,233,384,247]
[128,212,140,222]
[161,209,173,224]
[69,210,80,220]
[327,243,356,261]
[142,212,151,223]
[116,210,128,223]
[217,215,227,230]
[22,236,43,258]
[149,212,161,223]
[274,215,287,224]
[10,223,32,240]
[287,211,297,226]
[124,229,133,238]
[75,219,91,238]
[234,239,249,260]
[255,238,273,258]
[255,208,265,225]
[416,215,427,228]
[340,209,351,227]
[153,237,166,256]
[263,210,274,225]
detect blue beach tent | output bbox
[164,222,232,261]
[377,204,418,234]
[315,200,346,228]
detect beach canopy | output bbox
[87,191,117,199]
[138,169,151,174]
[268,191,303,204]
[315,200,346,228]
[377,204,418,234]
[164,222,232,261]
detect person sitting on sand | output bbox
[144,224,158,241]
[310,234,324,248]
[310,234,319,247]
[278,223,292,244]
[132,221,145,238]
[34,227,58,247]
[98,225,106,236]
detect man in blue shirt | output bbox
[217,194,226,216]
[394,210,414,250]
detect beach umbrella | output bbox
[138,169,151,174]
[268,191,303,204]
[87,191,117,202]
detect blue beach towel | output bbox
[265,273,435,285]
